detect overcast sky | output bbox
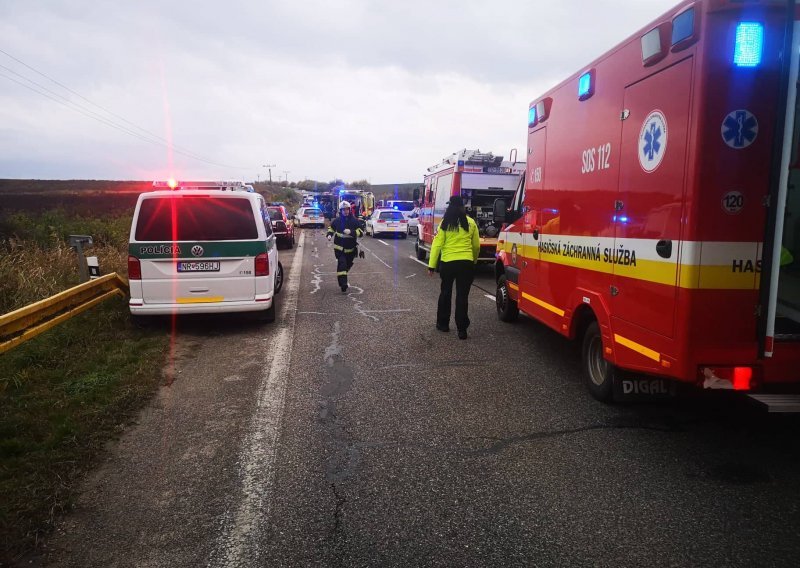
[0,0,678,184]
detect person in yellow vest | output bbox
[427,196,480,339]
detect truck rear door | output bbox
[613,57,693,340]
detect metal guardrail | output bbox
[0,273,129,355]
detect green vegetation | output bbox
[0,200,169,562]
[0,299,168,561]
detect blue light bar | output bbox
[528,106,537,127]
[578,72,592,98]
[734,22,764,67]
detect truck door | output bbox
[519,127,546,313]
[613,57,692,339]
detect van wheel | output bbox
[496,275,519,322]
[274,262,284,294]
[415,240,427,261]
[256,302,276,323]
[582,321,614,401]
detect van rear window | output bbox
[379,211,405,221]
[135,197,258,241]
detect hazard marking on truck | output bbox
[638,110,667,173]
[721,109,758,149]
[501,234,763,290]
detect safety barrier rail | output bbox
[0,273,129,355]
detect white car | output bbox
[128,186,283,322]
[366,209,408,238]
[294,206,324,228]
[407,208,420,235]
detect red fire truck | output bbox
[493,0,800,409]
[415,149,525,262]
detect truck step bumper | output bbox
[747,394,800,413]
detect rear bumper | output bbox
[130,297,273,315]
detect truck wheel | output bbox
[415,240,427,261]
[582,321,614,402]
[496,275,519,322]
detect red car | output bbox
[267,205,295,248]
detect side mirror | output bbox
[493,199,507,225]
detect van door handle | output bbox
[656,239,672,259]
[533,228,539,240]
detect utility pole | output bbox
[283,170,290,182]
[262,164,275,183]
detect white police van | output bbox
[128,180,283,322]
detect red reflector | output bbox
[128,256,141,280]
[378,219,386,223]
[303,214,309,217]
[255,253,269,276]
[400,220,408,223]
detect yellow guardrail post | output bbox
[0,273,129,355]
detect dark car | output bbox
[267,205,295,248]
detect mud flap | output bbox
[612,372,676,402]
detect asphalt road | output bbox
[41,228,800,567]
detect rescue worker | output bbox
[327,200,364,293]
[427,196,480,339]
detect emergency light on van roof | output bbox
[734,22,764,67]
[578,70,595,101]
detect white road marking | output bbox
[310,264,323,295]
[378,239,391,247]
[409,255,428,267]
[370,252,391,269]
[484,294,496,301]
[212,230,305,566]
[405,273,417,279]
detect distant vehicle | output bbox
[267,205,295,248]
[407,208,420,235]
[384,200,416,217]
[128,181,283,322]
[416,149,525,262]
[365,209,408,238]
[294,206,324,228]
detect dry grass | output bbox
[0,239,127,314]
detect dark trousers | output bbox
[437,260,474,331]
[335,250,355,287]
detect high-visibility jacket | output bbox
[428,216,479,270]
[327,214,364,253]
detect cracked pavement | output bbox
[39,229,800,567]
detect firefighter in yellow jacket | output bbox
[427,196,480,339]
[327,201,364,293]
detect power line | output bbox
[0,48,251,171]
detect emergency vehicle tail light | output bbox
[255,253,270,276]
[167,178,178,189]
[578,70,595,101]
[701,366,754,390]
[734,22,764,67]
[127,256,141,280]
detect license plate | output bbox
[177,261,220,272]
[388,223,398,227]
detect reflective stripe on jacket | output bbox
[428,216,479,270]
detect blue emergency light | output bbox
[578,70,594,100]
[734,22,764,67]
[528,106,537,127]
